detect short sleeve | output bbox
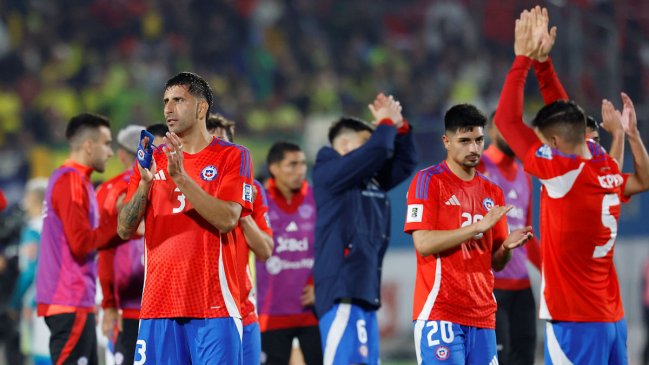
[252,180,273,236]
[404,170,440,234]
[217,146,255,215]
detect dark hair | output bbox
[207,113,236,142]
[65,113,110,141]
[444,104,487,133]
[165,72,213,116]
[328,117,373,144]
[267,142,302,168]
[146,123,169,138]
[586,115,599,131]
[531,100,586,145]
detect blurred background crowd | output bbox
[1,0,649,364]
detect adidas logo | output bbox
[508,190,518,199]
[286,221,299,232]
[154,170,167,181]
[444,195,460,206]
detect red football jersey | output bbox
[125,137,254,319]
[524,140,630,322]
[237,179,273,326]
[404,161,508,328]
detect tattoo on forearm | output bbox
[118,188,148,236]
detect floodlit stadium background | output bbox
[1,1,649,364]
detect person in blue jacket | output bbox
[313,93,417,365]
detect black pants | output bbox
[261,325,323,365]
[45,312,98,365]
[494,288,537,365]
[114,318,139,365]
[643,306,649,365]
[0,312,24,365]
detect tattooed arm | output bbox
[118,158,154,240]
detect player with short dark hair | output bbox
[257,141,323,365]
[404,104,533,364]
[207,113,235,143]
[118,72,255,364]
[314,93,417,364]
[496,7,649,362]
[35,113,116,365]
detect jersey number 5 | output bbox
[172,187,186,214]
[593,193,620,258]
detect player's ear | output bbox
[442,134,450,150]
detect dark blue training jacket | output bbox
[312,122,417,317]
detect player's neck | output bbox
[177,125,213,154]
[276,182,294,203]
[560,142,592,159]
[445,158,475,181]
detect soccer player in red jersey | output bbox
[207,113,274,365]
[97,123,167,365]
[0,188,6,212]
[35,113,116,365]
[496,7,649,363]
[404,104,533,364]
[118,72,255,364]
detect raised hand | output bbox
[514,10,539,58]
[368,93,404,128]
[502,226,534,250]
[531,6,557,62]
[621,92,639,138]
[600,99,624,136]
[475,205,513,234]
[163,132,187,185]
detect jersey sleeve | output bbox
[404,171,440,234]
[523,141,586,198]
[217,146,255,215]
[252,180,273,236]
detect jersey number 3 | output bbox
[593,193,620,258]
[173,187,186,214]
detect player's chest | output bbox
[438,184,495,226]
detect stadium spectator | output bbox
[35,113,116,365]
[117,72,254,364]
[257,141,323,365]
[313,93,417,364]
[476,113,541,365]
[404,104,533,364]
[495,7,649,362]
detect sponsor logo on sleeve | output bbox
[243,183,253,203]
[406,204,423,223]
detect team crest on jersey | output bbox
[435,345,450,360]
[200,165,218,181]
[482,198,495,211]
[359,345,369,358]
[535,145,553,160]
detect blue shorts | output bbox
[319,303,379,365]
[134,317,242,365]
[243,322,261,365]
[545,320,628,365]
[414,320,498,365]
